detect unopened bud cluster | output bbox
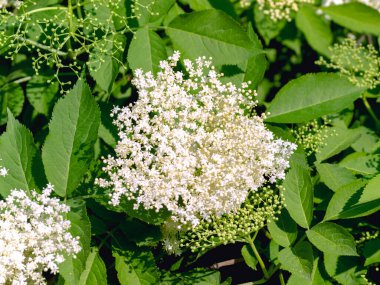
[0,185,81,284]
[97,52,296,228]
[316,38,380,89]
[178,186,285,253]
[257,0,315,21]
[290,118,334,156]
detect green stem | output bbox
[66,0,74,56]
[279,271,285,285]
[24,6,68,15]
[362,94,380,130]
[16,37,68,57]
[246,233,269,280]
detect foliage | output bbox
[0,0,379,284]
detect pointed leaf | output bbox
[78,248,107,285]
[266,73,365,123]
[128,28,167,74]
[278,241,314,280]
[0,110,43,197]
[306,222,358,256]
[42,80,100,197]
[316,163,356,192]
[59,200,91,284]
[324,175,380,220]
[283,163,313,229]
[267,209,298,247]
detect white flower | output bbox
[322,0,380,11]
[97,52,296,227]
[0,0,21,9]
[0,185,81,284]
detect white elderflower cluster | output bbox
[0,0,21,9]
[0,184,81,284]
[322,0,380,11]
[97,52,296,227]
[239,0,252,8]
[257,0,315,21]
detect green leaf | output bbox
[287,257,332,285]
[278,241,314,280]
[78,248,107,285]
[26,76,58,115]
[113,243,160,285]
[138,0,176,26]
[283,163,313,229]
[296,5,333,56]
[161,268,221,285]
[167,10,264,85]
[59,200,91,284]
[128,28,167,74]
[322,3,380,35]
[339,153,380,175]
[316,126,361,162]
[0,82,25,125]
[324,253,366,285]
[0,110,43,197]
[265,73,365,123]
[324,175,380,220]
[306,222,358,256]
[267,209,298,247]
[241,245,258,270]
[42,80,100,197]
[351,127,378,153]
[184,0,237,18]
[316,163,356,192]
[363,239,380,266]
[88,35,125,93]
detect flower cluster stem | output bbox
[246,232,269,280]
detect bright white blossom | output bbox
[257,0,315,21]
[239,0,252,8]
[0,184,81,284]
[322,0,380,11]
[97,52,296,227]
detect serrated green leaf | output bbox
[113,243,160,285]
[160,268,221,285]
[306,222,358,256]
[0,110,44,197]
[26,76,58,115]
[322,3,380,35]
[59,200,91,284]
[167,10,264,86]
[340,153,380,175]
[296,5,333,56]
[267,209,297,247]
[363,239,380,266]
[42,80,100,197]
[241,245,258,270]
[287,257,332,285]
[78,248,107,285]
[316,127,361,162]
[0,82,25,125]
[316,163,356,192]
[138,0,176,26]
[266,73,365,123]
[278,241,314,280]
[128,28,167,74]
[351,126,378,153]
[88,35,125,93]
[283,163,313,229]
[324,253,366,285]
[324,175,380,220]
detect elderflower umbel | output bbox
[316,38,380,89]
[97,52,296,228]
[0,184,81,284]
[257,0,315,22]
[0,0,21,9]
